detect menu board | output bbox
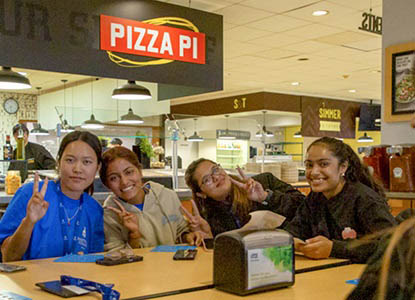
[392,51,415,113]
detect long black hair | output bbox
[308,137,385,197]
[56,131,102,195]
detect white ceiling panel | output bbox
[241,0,323,14]
[282,24,345,39]
[247,32,303,48]
[283,1,358,22]
[215,4,273,25]
[224,25,273,42]
[246,14,312,33]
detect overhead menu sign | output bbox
[100,15,206,65]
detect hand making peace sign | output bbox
[180,199,213,239]
[26,173,49,224]
[229,166,268,203]
[107,198,140,235]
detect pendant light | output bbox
[0,66,31,90]
[357,132,373,143]
[60,79,75,133]
[256,111,273,138]
[187,118,204,142]
[118,101,144,124]
[81,78,104,130]
[219,115,235,140]
[31,87,49,136]
[293,131,302,138]
[112,80,152,100]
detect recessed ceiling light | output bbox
[349,89,356,93]
[312,10,329,16]
[291,82,300,86]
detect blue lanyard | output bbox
[56,182,86,255]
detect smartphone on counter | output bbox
[0,263,26,273]
[96,255,143,266]
[36,281,89,298]
[173,249,198,260]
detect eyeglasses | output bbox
[201,165,223,187]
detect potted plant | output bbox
[134,131,154,168]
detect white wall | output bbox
[382,0,415,143]
[38,79,169,130]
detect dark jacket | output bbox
[284,181,397,263]
[9,142,56,174]
[201,172,305,237]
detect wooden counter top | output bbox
[0,248,351,300]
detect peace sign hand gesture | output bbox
[181,199,213,239]
[229,166,268,203]
[107,198,140,236]
[26,173,49,224]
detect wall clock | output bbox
[3,98,19,114]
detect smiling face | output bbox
[305,144,348,199]
[105,158,144,204]
[193,160,232,202]
[58,140,100,199]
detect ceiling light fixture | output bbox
[291,82,300,86]
[118,107,144,124]
[357,132,374,143]
[0,66,31,90]
[112,80,152,100]
[312,10,329,16]
[293,131,302,138]
[82,78,104,130]
[219,115,236,140]
[349,89,356,93]
[187,118,204,142]
[31,87,49,136]
[259,111,274,138]
[60,79,75,133]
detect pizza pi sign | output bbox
[100,15,206,65]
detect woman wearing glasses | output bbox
[184,158,305,237]
[100,146,202,251]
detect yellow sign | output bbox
[233,97,247,110]
[320,121,341,132]
[319,108,341,120]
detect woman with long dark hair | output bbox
[184,158,305,237]
[0,131,104,261]
[285,137,396,262]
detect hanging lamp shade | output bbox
[219,115,236,140]
[0,67,31,90]
[82,114,104,129]
[357,132,373,143]
[187,118,204,142]
[118,108,144,124]
[61,119,75,133]
[112,80,152,100]
[187,131,204,142]
[30,123,49,136]
[293,131,302,138]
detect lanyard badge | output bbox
[61,275,120,300]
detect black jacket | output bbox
[202,172,305,237]
[284,181,397,263]
[9,142,56,171]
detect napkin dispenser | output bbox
[213,229,294,295]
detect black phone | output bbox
[96,255,143,266]
[173,249,197,260]
[0,263,26,273]
[204,238,214,250]
[36,281,89,298]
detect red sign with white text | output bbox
[100,15,205,64]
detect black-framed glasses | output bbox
[201,165,223,187]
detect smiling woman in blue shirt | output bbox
[0,131,104,262]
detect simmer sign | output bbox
[100,15,206,65]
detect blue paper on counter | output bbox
[54,254,104,263]
[346,279,360,285]
[0,290,32,300]
[151,245,197,252]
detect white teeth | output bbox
[122,186,133,192]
